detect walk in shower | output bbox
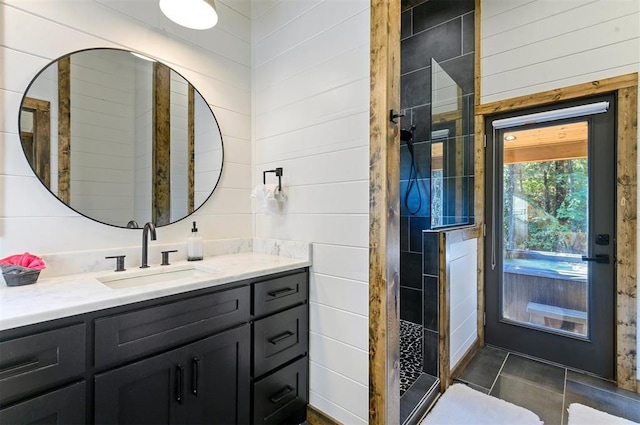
[399,0,475,422]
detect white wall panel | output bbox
[311,274,368,316]
[282,181,368,215]
[481,0,640,104]
[254,10,369,91]
[312,243,369,282]
[309,300,368,350]
[256,214,368,248]
[309,391,368,425]
[252,0,322,43]
[253,0,366,67]
[255,111,369,164]
[309,362,368,422]
[448,239,478,372]
[309,331,368,385]
[255,44,368,115]
[255,77,369,139]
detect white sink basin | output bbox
[97,264,218,289]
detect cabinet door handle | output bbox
[269,385,294,403]
[268,331,295,345]
[192,357,199,396]
[176,364,184,405]
[267,287,296,298]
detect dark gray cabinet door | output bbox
[95,324,251,425]
[185,325,250,425]
[94,346,186,425]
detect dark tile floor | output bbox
[454,346,640,425]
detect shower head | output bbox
[400,125,416,143]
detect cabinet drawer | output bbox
[0,381,86,425]
[95,285,249,369]
[254,304,308,378]
[253,356,308,425]
[0,324,85,405]
[253,271,307,317]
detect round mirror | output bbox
[19,48,223,228]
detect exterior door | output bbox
[485,94,616,379]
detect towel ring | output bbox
[263,167,283,192]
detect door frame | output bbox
[475,74,638,391]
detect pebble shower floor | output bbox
[400,320,423,395]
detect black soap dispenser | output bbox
[187,221,203,261]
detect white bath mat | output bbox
[567,403,639,425]
[421,383,543,425]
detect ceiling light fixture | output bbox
[159,0,218,30]
[504,135,516,142]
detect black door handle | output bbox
[267,287,296,298]
[268,331,295,345]
[269,385,294,403]
[192,357,199,396]
[176,364,184,404]
[581,254,610,264]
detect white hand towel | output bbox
[250,184,280,214]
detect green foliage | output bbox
[503,159,588,254]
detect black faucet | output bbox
[140,222,157,268]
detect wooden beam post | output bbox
[369,0,401,423]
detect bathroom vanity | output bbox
[0,252,309,425]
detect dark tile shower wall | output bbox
[399,0,475,371]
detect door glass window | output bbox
[501,121,589,338]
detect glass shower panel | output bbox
[430,59,470,228]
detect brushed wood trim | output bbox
[474,0,485,347]
[369,0,401,423]
[153,62,171,226]
[438,232,450,392]
[476,74,638,391]
[21,97,51,189]
[58,56,71,204]
[476,73,638,116]
[306,404,341,425]
[615,84,638,392]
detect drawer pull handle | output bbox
[192,357,199,396]
[268,331,295,345]
[269,385,294,403]
[267,287,296,298]
[176,364,184,405]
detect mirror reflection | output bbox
[430,58,472,228]
[19,48,223,228]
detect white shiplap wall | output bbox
[448,238,478,371]
[0,0,252,256]
[252,1,370,423]
[480,0,640,378]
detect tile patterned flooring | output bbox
[454,346,640,425]
[400,320,424,395]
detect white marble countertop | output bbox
[0,252,311,332]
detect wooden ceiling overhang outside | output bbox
[503,121,588,164]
